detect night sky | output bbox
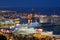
[0,0,60,15]
[0,0,60,7]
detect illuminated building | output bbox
[33,14,40,22]
[14,18,20,24]
[27,14,32,23]
[0,18,15,28]
[39,15,49,23]
[51,15,60,25]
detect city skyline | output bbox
[0,7,60,15]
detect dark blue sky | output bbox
[0,0,60,15]
[0,0,60,8]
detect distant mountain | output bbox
[0,7,60,15]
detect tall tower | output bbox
[31,8,35,22]
[28,8,35,23]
